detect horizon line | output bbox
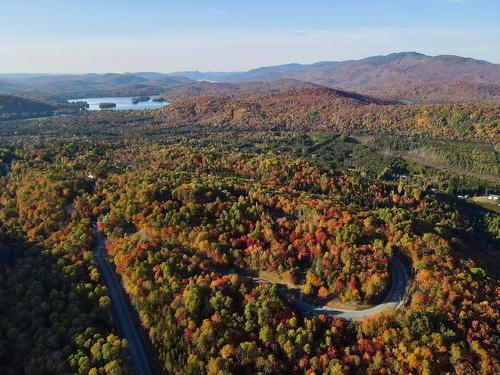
[0,51,496,76]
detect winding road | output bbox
[93,231,154,375]
[297,257,410,320]
[94,222,409,375]
[252,257,410,321]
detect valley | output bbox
[0,33,498,374]
[2,0,499,373]
[0,105,498,373]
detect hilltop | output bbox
[0,94,54,119]
[160,79,321,101]
[160,86,392,129]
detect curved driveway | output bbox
[93,231,154,375]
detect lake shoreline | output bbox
[68,95,168,111]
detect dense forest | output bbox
[0,147,131,374]
[160,88,500,142]
[159,80,321,102]
[0,105,498,374]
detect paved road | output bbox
[93,231,154,375]
[254,257,410,321]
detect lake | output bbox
[67,96,168,111]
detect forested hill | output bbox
[159,87,500,142]
[160,86,393,125]
[160,79,321,101]
[0,94,54,119]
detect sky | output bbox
[0,0,499,73]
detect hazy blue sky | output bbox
[1,0,499,73]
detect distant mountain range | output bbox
[1,52,499,103]
[167,52,500,103]
[0,73,191,101]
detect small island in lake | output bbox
[99,102,117,109]
[152,97,166,103]
[131,96,150,104]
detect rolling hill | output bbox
[0,73,193,100]
[0,94,54,119]
[159,86,499,142]
[160,79,321,101]
[160,86,392,131]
